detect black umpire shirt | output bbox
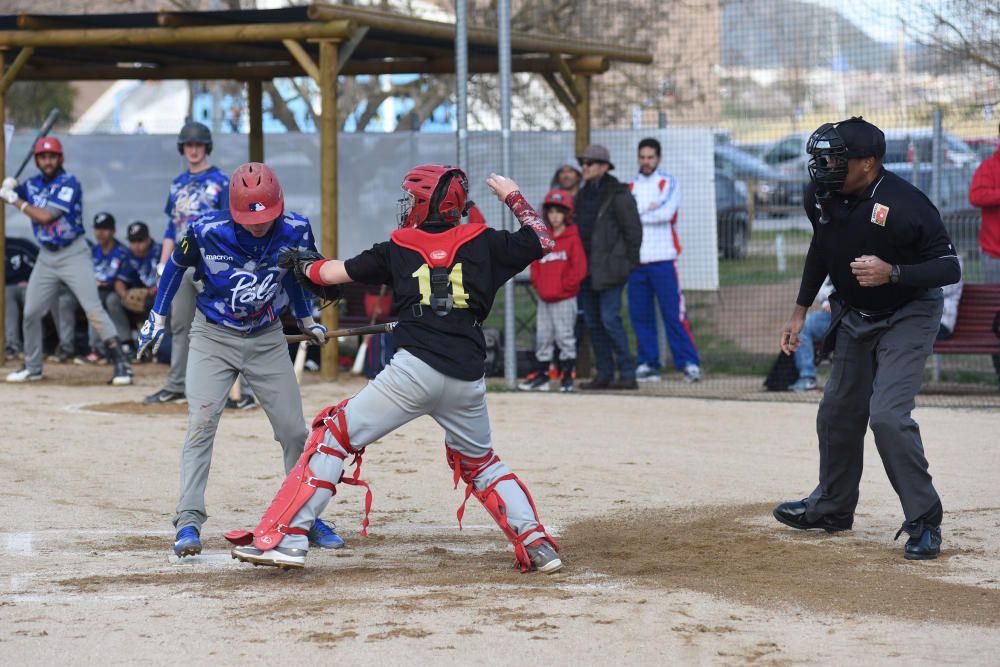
[797,168,961,313]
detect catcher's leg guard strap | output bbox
[446,446,559,573]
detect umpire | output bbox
[773,117,961,560]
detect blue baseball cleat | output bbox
[173,526,202,557]
[308,518,345,549]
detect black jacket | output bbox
[575,174,642,290]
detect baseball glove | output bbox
[122,287,152,314]
[277,249,343,304]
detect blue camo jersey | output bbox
[172,210,316,333]
[15,170,84,247]
[91,240,128,286]
[116,242,163,289]
[164,167,229,242]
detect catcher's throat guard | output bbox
[224,400,372,550]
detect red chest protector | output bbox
[391,224,488,316]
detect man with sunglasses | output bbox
[573,144,642,390]
[773,117,961,560]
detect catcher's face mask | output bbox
[397,190,416,229]
[806,122,850,194]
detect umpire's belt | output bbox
[852,307,896,323]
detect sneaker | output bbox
[173,526,202,557]
[109,360,133,386]
[683,364,702,383]
[635,363,662,382]
[6,366,43,383]
[525,539,563,574]
[143,389,186,405]
[307,518,345,549]
[579,376,612,391]
[789,377,818,392]
[560,374,576,393]
[231,545,307,569]
[226,395,257,410]
[47,349,71,364]
[517,372,550,392]
[609,377,639,390]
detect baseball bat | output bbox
[293,342,308,384]
[352,285,388,375]
[14,109,60,179]
[285,321,396,344]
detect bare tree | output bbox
[903,1,1000,74]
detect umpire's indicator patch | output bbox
[871,203,889,226]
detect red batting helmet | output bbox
[229,162,284,226]
[542,188,574,223]
[398,164,468,229]
[34,136,63,156]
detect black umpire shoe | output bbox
[896,522,942,560]
[772,500,853,533]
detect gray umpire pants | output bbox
[280,348,547,551]
[535,297,578,362]
[164,271,198,394]
[805,290,943,524]
[174,311,308,531]
[21,238,117,374]
[5,284,26,353]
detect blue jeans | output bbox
[626,261,700,370]
[794,309,832,379]
[578,277,635,380]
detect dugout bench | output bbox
[930,284,1000,381]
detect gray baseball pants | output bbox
[163,271,197,394]
[5,284,26,353]
[535,297,577,362]
[21,238,118,374]
[279,348,547,552]
[56,287,131,353]
[805,290,943,523]
[174,311,308,531]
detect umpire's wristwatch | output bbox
[889,264,901,285]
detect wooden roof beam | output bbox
[283,39,320,83]
[0,47,33,95]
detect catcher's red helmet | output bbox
[34,136,63,156]
[229,162,284,226]
[398,164,468,229]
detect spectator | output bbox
[518,189,587,392]
[627,137,702,383]
[550,158,582,197]
[968,129,1000,389]
[114,221,162,353]
[63,212,131,364]
[789,276,834,392]
[4,237,37,361]
[573,144,643,390]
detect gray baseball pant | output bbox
[56,287,131,353]
[5,284,26,353]
[53,286,77,355]
[21,238,118,374]
[163,271,197,394]
[535,297,578,362]
[174,311,308,531]
[279,348,548,552]
[805,290,943,523]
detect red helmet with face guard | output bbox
[398,164,469,229]
[229,162,284,226]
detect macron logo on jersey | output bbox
[204,254,234,262]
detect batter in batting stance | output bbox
[773,117,961,560]
[144,121,230,404]
[2,137,132,385]
[227,165,564,574]
[137,162,343,557]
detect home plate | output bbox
[167,552,238,566]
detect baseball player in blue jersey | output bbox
[1,137,132,385]
[114,221,162,321]
[137,162,342,557]
[144,121,231,405]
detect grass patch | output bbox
[719,255,806,287]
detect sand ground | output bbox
[1,362,998,665]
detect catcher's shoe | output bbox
[526,538,563,574]
[173,526,202,557]
[231,545,307,569]
[308,518,345,549]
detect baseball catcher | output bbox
[226,165,563,574]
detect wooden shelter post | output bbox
[319,39,340,380]
[247,79,263,162]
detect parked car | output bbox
[714,144,804,211]
[885,162,979,253]
[716,169,751,260]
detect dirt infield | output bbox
[1,361,998,665]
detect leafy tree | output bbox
[5,81,76,129]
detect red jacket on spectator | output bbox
[969,149,1000,259]
[530,223,587,303]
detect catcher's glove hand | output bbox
[278,249,343,304]
[123,287,152,314]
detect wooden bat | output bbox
[14,109,60,179]
[285,321,396,345]
[293,342,308,384]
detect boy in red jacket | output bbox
[519,189,588,392]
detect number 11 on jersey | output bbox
[412,263,470,308]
